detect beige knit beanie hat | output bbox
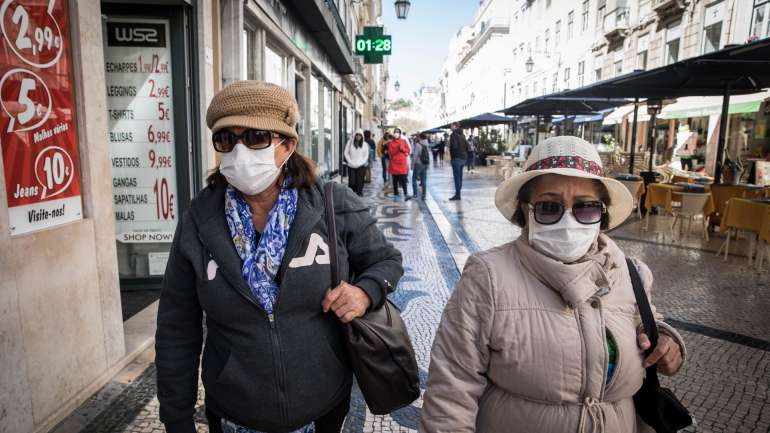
[206,80,299,140]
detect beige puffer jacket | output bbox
[420,234,686,433]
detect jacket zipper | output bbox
[573,307,588,399]
[597,298,610,400]
[198,233,290,424]
[269,315,290,425]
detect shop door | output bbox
[102,6,197,295]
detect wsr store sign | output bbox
[0,0,83,235]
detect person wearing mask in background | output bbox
[344,129,369,196]
[364,130,376,184]
[467,134,478,174]
[438,134,447,167]
[155,81,403,433]
[694,128,707,167]
[449,122,468,201]
[411,133,430,200]
[679,128,696,171]
[388,127,411,200]
[377,132,391,185]
[421,136,686,433]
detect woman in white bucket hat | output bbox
[421,136,686,433]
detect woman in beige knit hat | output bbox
[155,81,403,433]
[421,136,687,433]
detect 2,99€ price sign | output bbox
[0,0,82,235]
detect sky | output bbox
[381,0,479,100]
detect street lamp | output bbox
[525,57,534,73]
[394,0,410,19]
[646,99,663,173]
[394,80,400,92]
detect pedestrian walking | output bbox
[155,81,404,433]
[421,136,687,433]
[411,133,430,200]
[344,128,369,196]
[437,135,447,167]
[377,133,391,184]
[388,127,411,199]
[364,130,376,183]
[467,134,478,173]
[448,122,468,200]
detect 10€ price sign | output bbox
[0,0,83,235]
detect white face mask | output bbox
[219,141,291,195]
[394,132,401,139]
[527,208,600,263]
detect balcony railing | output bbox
[603,7,630,41]
[652,0,686,16]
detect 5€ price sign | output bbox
[0,0,83,235]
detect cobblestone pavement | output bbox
[57,161,770,433]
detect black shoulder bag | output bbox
[626,258,693,433]
[324,182,420,415]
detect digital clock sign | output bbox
[354,26,391,64]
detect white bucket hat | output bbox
[495,136,633,230]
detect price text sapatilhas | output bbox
[28,203,66,223]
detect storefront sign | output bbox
[104,18,178,243]
[0,0,83,235]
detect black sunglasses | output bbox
[212,129,283,152]
[528,201,605,225]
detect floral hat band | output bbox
[526,155,605,177]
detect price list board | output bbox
[104,18,178,244]
[0,0,83,235]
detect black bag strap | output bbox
[324,182,340,287]
[626,257,661,387]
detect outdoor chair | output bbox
[756,207,770,271]
[670,192,711,241]
[709,184,745,228]
[618,179,644,220]
[716,198,765,265]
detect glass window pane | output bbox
[265,45,285,87]
[311,76,319,162]
[667,39,679,64]
[703,22,722,54]
[324,85,333,175]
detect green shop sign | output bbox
[355,26,391,64]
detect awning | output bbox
[574,112,606,124]
[500,96,630,116]
[659,89,770,119]
[602,104,651,125]
[561,38,770,99]
[437,112,514,129]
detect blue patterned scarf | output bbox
[223,181,314,433]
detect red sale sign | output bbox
[0,0,82,235]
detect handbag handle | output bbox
[324,182,340,288]
[626,257,661,388]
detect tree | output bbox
[391,117,426,134]
[388,98,413,111]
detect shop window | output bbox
[324,85,333,175]
[311,75,320,162]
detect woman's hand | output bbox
[637,329,683,376]
[322,281,371,323]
